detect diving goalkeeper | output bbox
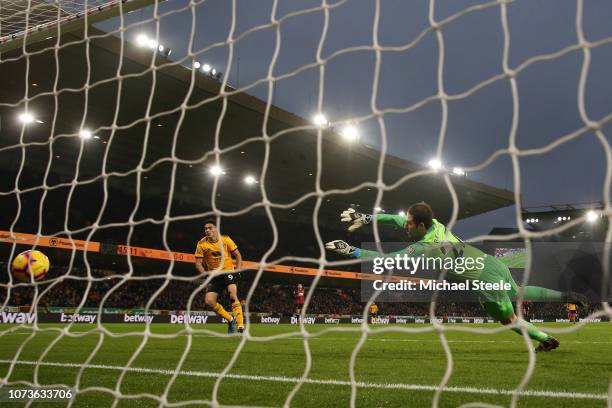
[325,202,586,352]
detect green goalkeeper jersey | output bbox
[356,214,491,281]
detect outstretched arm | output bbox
[341,208,406,231]
[374,213,406,229]
[325,240,426,259]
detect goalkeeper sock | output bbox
[232,301,244,328]
[212,303,233,322]
[511,320,550,342]
[523,286,564,302]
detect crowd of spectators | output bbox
[0,265,604,319]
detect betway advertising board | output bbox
[2,313,607,324]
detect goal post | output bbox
[1,0,612,406]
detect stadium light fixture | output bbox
[244,175,256,185]
[557,216,562,222]
[428,159,443,171]
[586,210,598,223]
[136,33,148,47]
[340,125,359,142]
[158,44,172,57]
[79,129,92,139]
[312,113,329,128]
[18,112,35,124]
[211,68,217,76]
[398,211,406,217]
[193,61,201,69]
[136,34,171,57]
[452,167,465,176]
[202,64,211,73]
[209,165,223,176]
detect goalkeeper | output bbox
[326,202,586,353]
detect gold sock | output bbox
[212,303,233,322]
[232,301,244,328]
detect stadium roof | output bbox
[0,27,515,226]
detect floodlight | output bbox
[158,45,172,57]
[18,112,35,124]
[209,165,223,176]
[428,159,442,171]
[136,34,148,46]
[340,125,359,142]
[313,114,328,127]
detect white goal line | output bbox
[0,359,607,401]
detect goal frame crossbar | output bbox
[0,0,163,54]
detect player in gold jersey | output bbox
[195,220,244,333]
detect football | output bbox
[11,250,50,282]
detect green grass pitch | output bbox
[498,252,528,269]
[1,323,611,407]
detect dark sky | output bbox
[98,0,612,238]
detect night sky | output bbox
[98,0,612,238]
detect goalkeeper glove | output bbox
[325,240,359,257]
[341,208,372,232]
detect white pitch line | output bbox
[0,359,607,401]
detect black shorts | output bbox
[206,273,240,293]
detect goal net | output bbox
[1,0,612,406]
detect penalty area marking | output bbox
[0,359,607,401]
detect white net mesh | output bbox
[1,0,612,406]
[0,0,106,38]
